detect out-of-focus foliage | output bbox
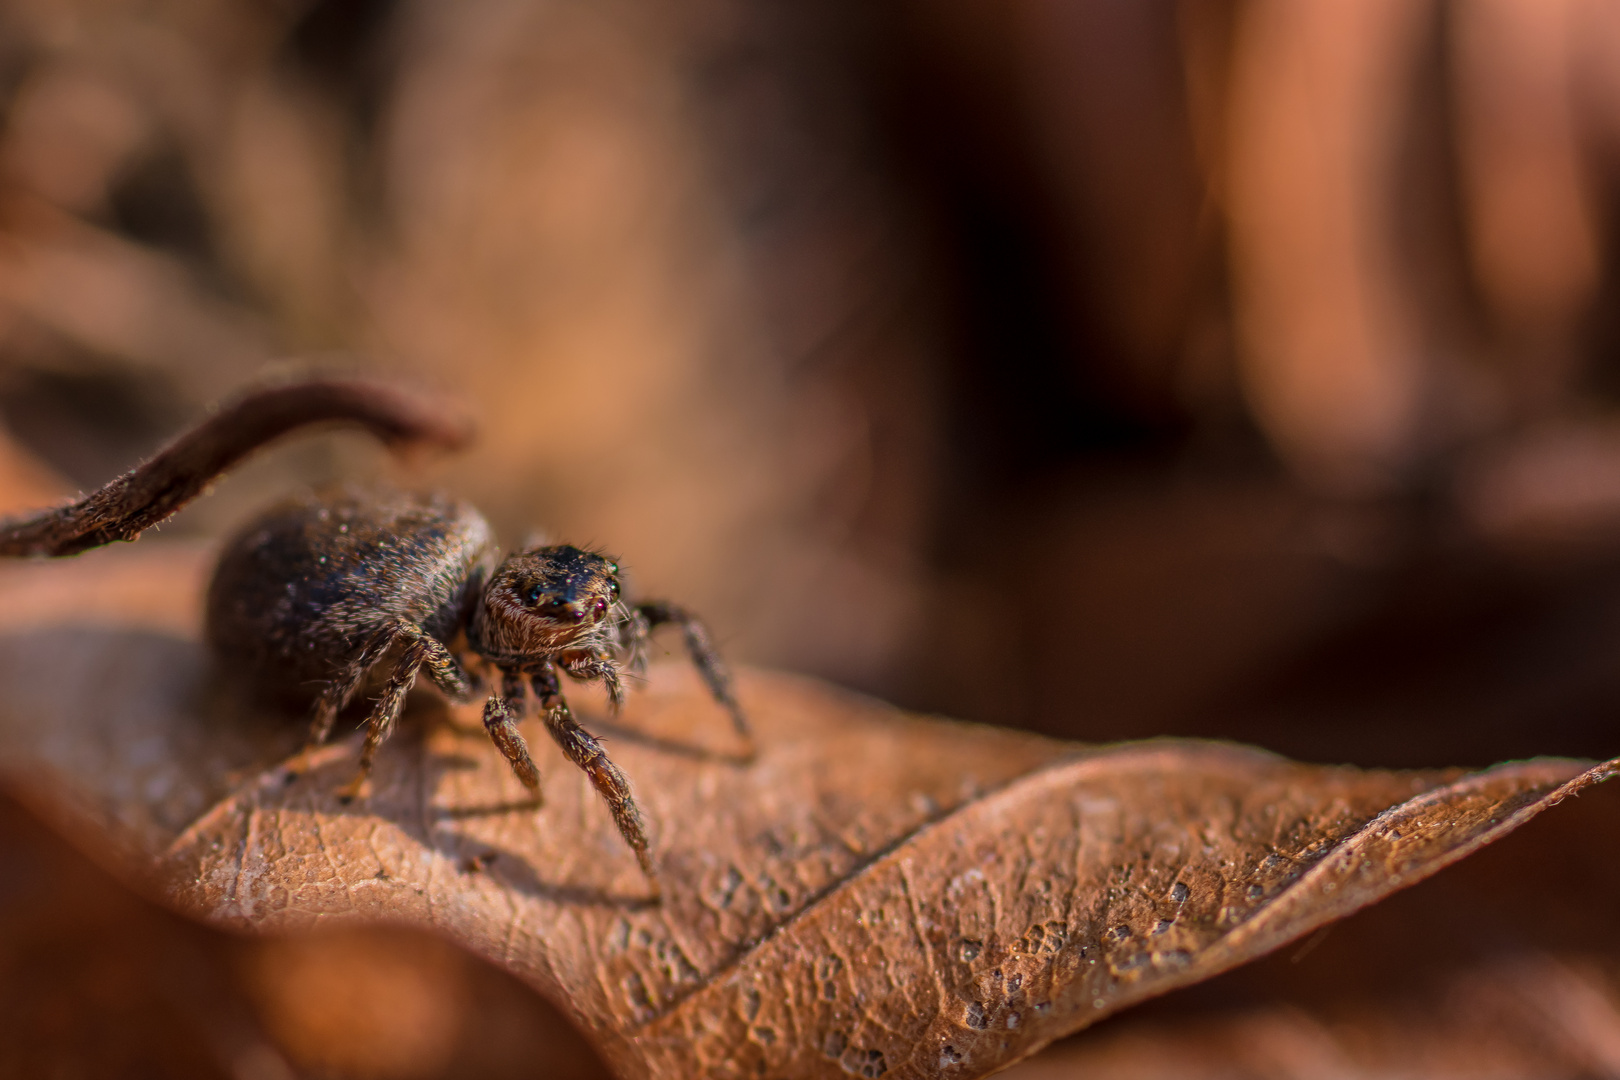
[6,0,1620,755]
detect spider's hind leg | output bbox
[296,619,403,780]
[331,620,470,801]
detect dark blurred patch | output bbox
[1582,180,1620,407]
[936,184,1170,470]
[872,1,1196,478]
[1204,545,1620,768]
[0,363,187,490]
[282,0,402,215]
[910,460,1620,770]
[108,143,220,270]
[285,0,400,92]
[0,787,246,1078]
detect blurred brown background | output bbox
[4,0,1620,772]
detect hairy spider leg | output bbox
[309,624,400,748]
[561,649,626,711]
[312,618,473,745]
[532,661,658,896]
[317,619,473,800]
[482,687,542,792]
[635,600,754,758]
[616,607,652,678]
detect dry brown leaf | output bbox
[0,543,1615,1079]
[999,775,1620,1079]
[0,779,612,1080]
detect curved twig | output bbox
[0,378,472,557]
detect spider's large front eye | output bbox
[523,585,543,606]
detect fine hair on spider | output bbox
[0,377,754,899]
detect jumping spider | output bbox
[0,379,752,896]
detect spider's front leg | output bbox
[614,607,652,679]
[560,648,626,711]
[635,600,753,759]
[532,660,658,896]
[482,667,542,792]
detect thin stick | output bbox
[0,378,472,557]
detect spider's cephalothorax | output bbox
[471,545,631,677]
[0,379,753,897]
[468,541,748,741]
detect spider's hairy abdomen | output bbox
[205,488,495,697]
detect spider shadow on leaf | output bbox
[577,710,754,766]
[280,693,661,910]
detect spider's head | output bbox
[477,544,623,655]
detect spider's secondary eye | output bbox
[523,586,543,605]
[594,598,608,615]
[610,580,621,597]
